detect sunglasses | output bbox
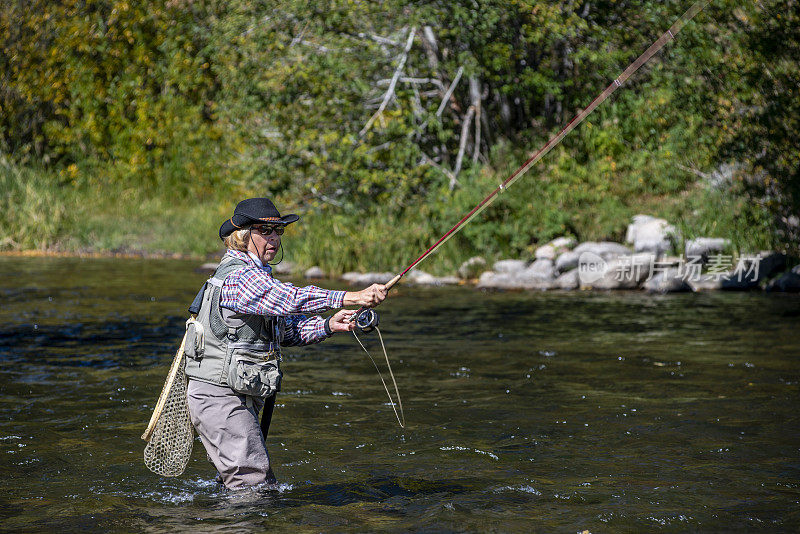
[250,224,285,235]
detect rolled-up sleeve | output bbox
[282,315,331,347]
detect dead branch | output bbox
[289,22,309,47]
[366,141,394,153]
[421,26,440,75]
[360,27,416,137]
[480,85,492,148]
[676,163,711,180]
[469,76,481,163]
[310,186,344,208]
[436,66,464,117]
[420,152,457,187]
[356,32,402,47]
[296,39,341,53]
[377,77,444,90]
[411,82,423,121]
[452,105,475,185]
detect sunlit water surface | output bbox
[0,257,798,532]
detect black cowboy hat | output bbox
[219,198,300,240]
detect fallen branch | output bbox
[360,27,416,137]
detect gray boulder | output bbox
[685,237,731,263]
[550,236,577,250]
[405,270,460,286]
[579,253,655,289]
[476,268,554,290]
[404,270,437,285]
[457,256,487,279]
[752,251,786,281]
[524,258,555,280]
[681,251,784,291]
[719,251,785,289]
[659,256,683,267]
[573,241,632,259]
[554,268,579,290]
[197,262,217,273]
[535,244,557,261]
[766,270,800,292]
[476,271,517,290]
[559,242,631,277]
[554,250,581,274]
[625,214,677,256]
[493,259,528,273]
[341,271,363,283]
[688,272,756,291]
[341,271,394,285]
[535,236,576,260]
[272,261,296,276]
[688,274,724,291]
[304,266,326,279]
[643,267,691,293]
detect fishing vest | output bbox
[184,255,283,398]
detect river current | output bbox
[0,256,797,532]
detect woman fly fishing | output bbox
[183,198,387,489]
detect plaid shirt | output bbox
[219,250,345,346]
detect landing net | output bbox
[142,328,194,477]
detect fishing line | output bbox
[352,326,405,428]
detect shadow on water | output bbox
[281,475,476,507]
[0,318,185,369]
[0,257,798,532]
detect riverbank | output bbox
[0,150,786,279]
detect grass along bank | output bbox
[1,140,780,277]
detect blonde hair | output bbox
[223,228,250,252]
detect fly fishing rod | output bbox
[359,0,708,299]
[351,1,707,428]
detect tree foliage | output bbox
[0,0,797,260]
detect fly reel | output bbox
[354,308,379,334]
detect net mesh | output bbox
[143,352,194,477]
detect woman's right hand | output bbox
[343,283,388,308]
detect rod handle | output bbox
[385,273,402,290]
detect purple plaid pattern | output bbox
[219,250,345,346]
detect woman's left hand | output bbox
[327,309,357,333]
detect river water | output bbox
[0,256,798,532]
